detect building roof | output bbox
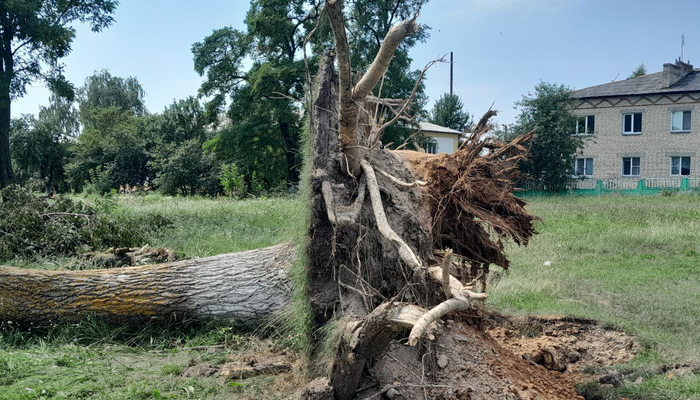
[571,69,700,99]
[418,121,462,135]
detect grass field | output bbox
[491,194,700,399]
[3,193,700,399]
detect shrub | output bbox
[220,164,246,199]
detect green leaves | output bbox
[429,94,472,132]
[192,27,252,97]
[513,82,582,192]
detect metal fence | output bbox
[517,177,698,197]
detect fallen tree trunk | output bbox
[0,243,295,328]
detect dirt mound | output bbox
[349,316,639,400]
[487,316,639,376]
[361,321,584,400]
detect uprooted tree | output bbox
[0,1,550,398]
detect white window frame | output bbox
[622,113,642,135]
[670,156,691,176]
[575,115,595,135]
[572,158,593,177]
[622,157,641,177]
[670,110,692,133]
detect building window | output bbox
[426,142,437,154]
[671,110,691,132]
[671,156,691,176]
[573,158,593,177]
[623,113,642,134]
[575,115,595,135]
[622,157,641,176]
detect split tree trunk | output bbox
[0,243,295,328]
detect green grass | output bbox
[113,194,304,257]
[492,193,700,399]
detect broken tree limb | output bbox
[0,243,295,328]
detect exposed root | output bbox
[375,167,427,188]
[360,159,422,271]
[394,111,538,269]
[321,177,366,225]
[440,249,453,299]
[408,261,489,346]
[408,298,471,346]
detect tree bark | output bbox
[0,28,14,188]
[0,243,295,328]
[279,120,300,187]
[0,88,13,188]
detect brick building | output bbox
[571,60,700,180]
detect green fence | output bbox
[517,177,700,197]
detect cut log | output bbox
[0,243,295,328]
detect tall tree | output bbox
[513,82,582,192]
[0,0,118,187]
[67,71,149,192]
[79,69,146,127]
[10,94,78,192]
[192,0,321,190]
[150,97,222,196]
[429,93,472,131]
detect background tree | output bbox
[628,63,647,79]
[67,71,150,193]
[428,93,472,131]
[192,0,322,192]
[512,82,582,192]
[10,94,78,192]
[0,0,118,187]
[150,97,222,196]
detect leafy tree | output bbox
[192,0,430,189]
[0,0,118,187]
[429,93,472,131]
[512,82,582,192]
[628,63,647,79]
[149,97,222,196]
[79,70,146,128]
[67,71,149,193]
[151,139,221,196]
[10,94,78,192]
[192,0,319,191]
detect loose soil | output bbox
[487,316,639,377]
[355,315,638,400]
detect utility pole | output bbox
[450,51,454,96]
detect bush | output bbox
[0,185,172,261]
[220,164,246,199]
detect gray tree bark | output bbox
[0,243,295,328]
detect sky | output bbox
[12,0,700,126]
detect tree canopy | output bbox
[429,93,472,131]
[0,0,118,187]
